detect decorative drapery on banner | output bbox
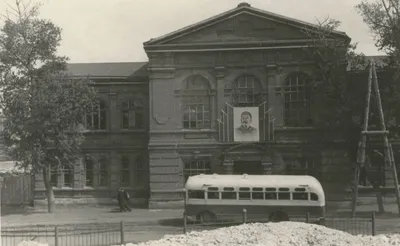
[217,101,275,143]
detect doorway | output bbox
[233,161,263,175]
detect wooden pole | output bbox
[371,63,400,215]
[352,60,373,218]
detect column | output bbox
[223,159,234,174]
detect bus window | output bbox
[278,192,290,200]
[278,187,290,192]
[265,192,277,200]
[310,193,319,201]
[295,188,306,192]
[252,187,264,200]
[239,187,251,200]
[207,191,219,199]
[207,187,219,199]
[265,187,276,192]
[222,187,236,200]
[292,192,308,200]
[188,190,205,199]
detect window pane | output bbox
[63,165,73,187]
[135,112,143,128]
[85,158,94,187]
[188,190,205,199]
[122,111,129,129]
[129,110,136,128]
[100,111,106,130]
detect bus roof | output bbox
[185,174,324,193]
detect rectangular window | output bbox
[122,99,144,129]
[183,159,211,182]
[252,187,264,200]
[221,187,236,200]
[134,155,145,187]
[98,159,108,187]
[121,155,130,187]
[293,192,308,200]
[86,100,107,130]
[239,187,251,200]
[207,187,219,199]
[188,190,205,199]
[182,96,211,129]
[84,157,94,187]
[62,165,73,188]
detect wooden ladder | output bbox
[351,60,400,217]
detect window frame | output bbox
[183,159,212,182]
[120,155,131,187]
[231,75,264,107]
[180,75,212,130]
[84,157,95,188]
[98,157,109,188]
[121,98,145,130]
[85,99,107,131]
[283,72,312,127]
[134,155,146,188]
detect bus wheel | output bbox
[269,211,290,222]
[198,211,216,224]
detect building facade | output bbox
[33,3,379,208]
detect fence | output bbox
[1,222,124,246]
[1,212,376,246]
[183,210,376,236]
[1,174,33,206]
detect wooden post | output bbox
[183,211,187,234]
[242,209,247,224]
[352,64,373,218]
[120,221,125,245]
[54,226,59,246]
[371,212,376,236]
[372,65,400,216]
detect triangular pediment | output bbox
[144,3,350,46]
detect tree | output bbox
[0,0,97,213]
[356,0,400,67]
[302,18,366,153]
[356,0,400,138]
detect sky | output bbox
[0,0,385,63]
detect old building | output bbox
[32,3,382,208]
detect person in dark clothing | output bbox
[117,188,131,212]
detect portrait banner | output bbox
[233,107,259,142]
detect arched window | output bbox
[232,75,262,107]
[181,75,211,129]
[84,156,94,187]
[86,100,107,130]
[284,72,312,126]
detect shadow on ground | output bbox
[1,205,44,217]
[158,218,184,227]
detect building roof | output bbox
[144,2,350,46]
[66,62,148,79]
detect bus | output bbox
[184,173,326,223]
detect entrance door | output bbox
[233,161,263,175]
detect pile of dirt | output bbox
[122,222,400,246]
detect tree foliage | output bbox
[302,18,366,144]
[0,0,97,212]
[356,0,400,139]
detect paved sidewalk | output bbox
[1,205,183,227]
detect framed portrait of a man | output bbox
[233,107,259,142]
